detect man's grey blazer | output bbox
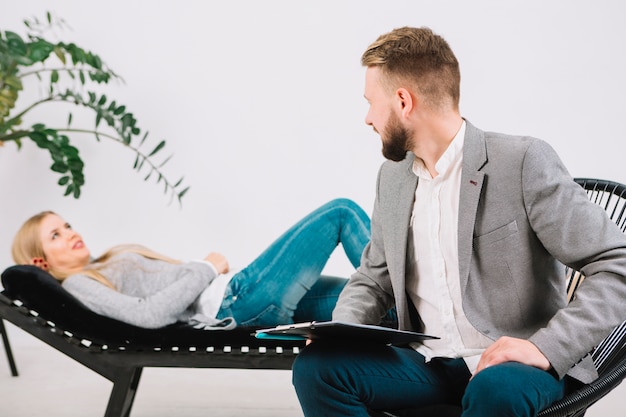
[334,120,626,383]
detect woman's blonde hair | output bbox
[12,210,53,267]
[12,211,180,289]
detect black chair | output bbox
[378,178,626,417]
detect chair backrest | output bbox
[569,178,626,375]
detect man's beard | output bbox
[381,113,412,162]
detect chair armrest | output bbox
[538,355,626,417]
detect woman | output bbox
[12,198,374,329]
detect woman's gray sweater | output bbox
[62,252,231,329]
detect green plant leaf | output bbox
[50,161,68,173]
[53,46,66,64]
[5,31,27,56]
[158,154,173,168]
[27,130,48,146]
[28,39,54,62]
[4,76,23,90]
[68,159,83,170]
[148,140,165,157]
[178,187,190,200]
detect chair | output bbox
[378,178,626,417]
[0,264,305,417]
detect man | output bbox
[292,26,626,417]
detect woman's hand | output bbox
[204,252,229,274]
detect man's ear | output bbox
[395,87,414,119]
[30,257,49,271]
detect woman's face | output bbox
[38,213,91,274]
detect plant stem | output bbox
[0,130,30,142]
[5,97,54,125]
[20,67,113,79]
[55,128,123,144]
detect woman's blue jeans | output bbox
[216,198,371,326]
[292,342,568,417]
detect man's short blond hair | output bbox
[362,27,460,110]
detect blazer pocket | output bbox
[470,220,527,329]
[473,220,519,246]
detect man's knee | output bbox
[292,342,358,392]
[463,365,524,416]
[462,362,562,417]
[293,343,332,389]
[292,344,317,382]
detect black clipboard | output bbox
[254,321,438,345]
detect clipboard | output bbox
[254,321,438,345]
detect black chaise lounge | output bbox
[0,263,305,417]
[1,178,626,417]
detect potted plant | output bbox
[0,12,189,203]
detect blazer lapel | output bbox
[387,154,418,328]
[458,122,487,289]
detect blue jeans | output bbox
[216,198,371,326]
[292,343,568,417]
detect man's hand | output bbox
[204,252,229,274]
[474,336,551,376]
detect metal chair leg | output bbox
[104,367,143,417]
[0,319,18,376]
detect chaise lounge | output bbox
[0,263,305,417]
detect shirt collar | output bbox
[413,120,466,179]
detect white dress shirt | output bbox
[190,260,234,319]
[406,121,492,372]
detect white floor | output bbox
[1,322,623,417]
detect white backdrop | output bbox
[1,1,625,281]
[1,0,625,414]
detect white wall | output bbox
[1,0,625,413]
[2,0,626,273]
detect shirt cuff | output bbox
[189,259,220,276]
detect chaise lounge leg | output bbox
[105,367,143,417]
[0,319,18,377]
